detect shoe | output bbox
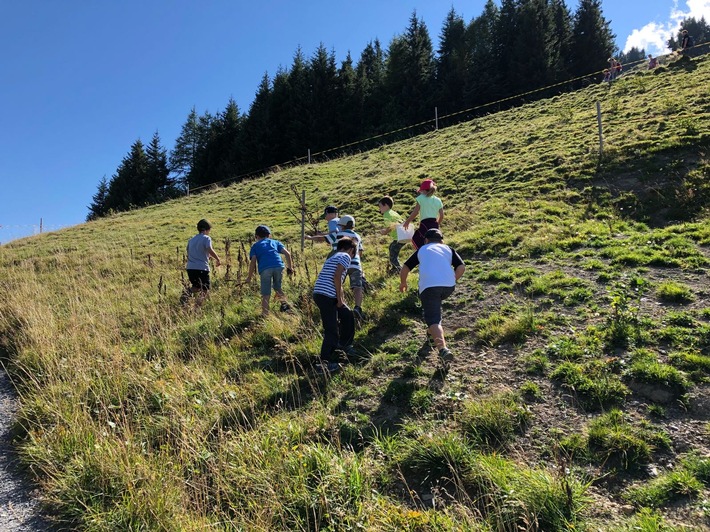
[316,361,342,375]
[353,306,365,320]
[279,302,291,312]
[438,348,454,362]
[341,345,361,361]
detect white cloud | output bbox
[624,0,710,54]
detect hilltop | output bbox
[1,51,709,530]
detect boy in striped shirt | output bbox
[313,237,358,371]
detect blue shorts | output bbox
[259,267,284,296]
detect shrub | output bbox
[458,392,531,448]
[656,281,694,304]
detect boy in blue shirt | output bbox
[184,218,221,305]
[245,225,294,316]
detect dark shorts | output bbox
[420,285,455,326]
[187,269,211,290]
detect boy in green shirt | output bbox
[378,196,406,273]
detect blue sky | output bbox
[1,0,708,244]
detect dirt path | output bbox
[0,369,55,531]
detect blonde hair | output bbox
[425,185,437,197]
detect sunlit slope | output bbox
[0,53,708,530]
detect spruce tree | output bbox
[569,0,616,78]
[465,0,500,107]
[436,8,468,113]
[87,175,109,220]
[170,108,201,189]
[145,131,175,202]
[383,11,436,128]
[309,44,338,151]
[355,39,386,135]
[241,73,273,171]
[336,52,359,144]
[105,139,149,212]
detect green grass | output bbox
[2,52,710,530]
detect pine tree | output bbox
[465,0,500,107]
[145,131,176,201]
[569,0,616,78]
[170,108,200,189]
[548,0,574,82]
[87,175,109,220]
[336,52,359,144]
[309,43,338,151]
[618,47,645,65]
[241,73,273,171]
[509,0,556,93]
[495,0,520,98]
[355,39,386,135]
[436,8,468,113]
[286,47,311,158]
[383,11,436,128]
[105,139,149,212]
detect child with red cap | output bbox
[403,178,444,250]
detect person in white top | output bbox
[399,228,465,362]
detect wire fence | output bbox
[189,41,710,195]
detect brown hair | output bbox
[379,196,394,208]
[197,219,212,232]
[336,237,356,251]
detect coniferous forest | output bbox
[86,1,708,220]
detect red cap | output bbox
[418,179,436,192]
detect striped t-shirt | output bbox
[313,252,352,298]
[333,229,362,270]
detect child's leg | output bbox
[261,295,271,315]
[259,269,275,316]
[389,240,404,270]
[427,323,447,350]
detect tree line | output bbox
[87,0,706,221]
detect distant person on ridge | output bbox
[647,54,658,69]
[399,228,465,363]
[680,29,694,54]
[403,178,444,250]
[245,225,294,316]
[183,218,221,305]
[378,195,406,273]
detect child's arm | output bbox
[334,264,347,308]
[305,234,327,242]
[245,256,257,282]
[437,207,444,225]
[403,204,420,229]
[208,245,221,267]
[282,248,294,274]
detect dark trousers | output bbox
[388,240,405,270]
[313,293,355,361]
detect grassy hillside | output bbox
[2,52,710,530]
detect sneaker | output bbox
[353,306,365,320]
[316,361,342,375]
[438,348,454,363]
[279,302,291,312]
[341,345,361,361]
